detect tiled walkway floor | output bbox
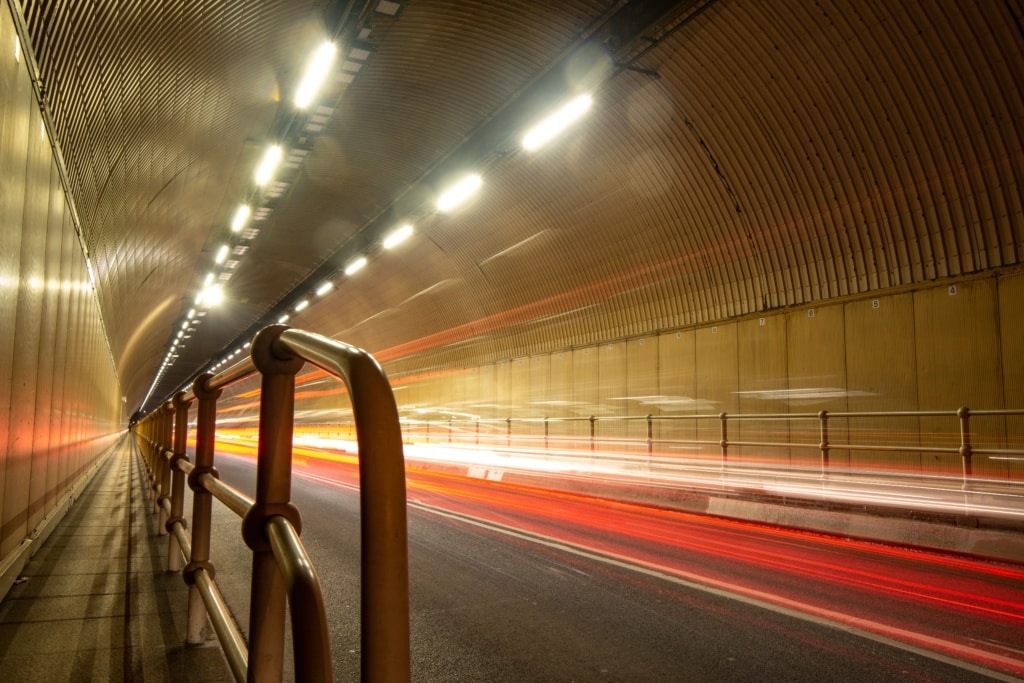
[0,436,230,681]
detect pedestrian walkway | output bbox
[0,435,230,681]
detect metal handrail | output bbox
[389,407,1024,487]
[132,325,410,682]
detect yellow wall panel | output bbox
[844,293,921,470]
[525,354,550,440]
[914,279,1003,474]
[548,351,573,418]
[736,315,789,464]
[473,363,496,415]
[493,360,511,419]
[625,337,658,444]
[787,305,848,467]
[695,323,738,460]
[914,280,1003,408]
[695,323,739,413]
[656,329,698,454]
[597,341,627,442]
[528,354,551,413]
[998,273,1024,478]
[509,357,530,419]
[999,273,1024,405]
[572,347,599,443]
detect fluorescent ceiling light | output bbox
[315,281,334,296]
[187,308,196,319]
[231,205,251,232]
[278,314,289,323]
[295,41,337,109]
[437,174,482,211]
[181,320,189,329]
[215,244,229,264]
[198,284,224,307]
[345,256,367,275]
[295,299,309,312]
[383,223,413,249]
[203,273,215,286]
[522,93,593,151]
[255,145,282,186]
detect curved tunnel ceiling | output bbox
[15,0,1024,413]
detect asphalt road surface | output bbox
[206,449,1024,682]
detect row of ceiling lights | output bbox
[144,38,347,406]
[206,89,593,373]
[145,25,595,401]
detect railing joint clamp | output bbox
[165,516,187,535]
[183,560,216,585]
[242,503,303,553]
[169,451,190,470]
[187,466,219,492]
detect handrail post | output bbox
[958,406,973,490]
[184,373,222,646]
[544,417,549,450]
[507,417,512,448]
[719,412,728,472]
[646,414,653,457]
[242,326,306,681]
[158,402,174,531]
[589,415,596,452]
[167,393,192,572]
[818,410,830,479]
[275,325,408,681]
[150,410,164,511]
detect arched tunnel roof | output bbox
[15,0,1023,413]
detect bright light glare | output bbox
[255,145,282,186]
[295,41,337,108]
[231,205,251,232]
[198,284,224,307]
[522,93,593,151]
[278,314,289,323]
[383,223,414,249]
[437,174,482,211]
[215,244,229,264]
[295,299,309,312]
[203,273,215,286]
[315,281,333,296]
[344,256,367,275]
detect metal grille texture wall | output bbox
[11,0,1024,415]
[0,3,122,562]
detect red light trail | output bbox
[213,436,1024,678]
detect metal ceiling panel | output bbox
[15,0,1024,413]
